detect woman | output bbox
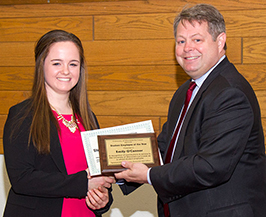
[3,30,114,217]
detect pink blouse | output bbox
[52,111,95,217]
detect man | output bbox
[115,4,266,217]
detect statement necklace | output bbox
[51,105,78,133]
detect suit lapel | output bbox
[168,86,189,135]
[162,80,191,162]
[172,57,229,160]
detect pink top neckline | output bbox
[52,111,95,217]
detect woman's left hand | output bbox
[86,186,109,210]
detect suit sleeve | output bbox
[150,87,254,203]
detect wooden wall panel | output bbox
[0,65,185,91]
[1,90,266,118]
[85,40,177,66]
[87,65,189,91]
[0,43,35,66]
[148,0,266,11]
[88,91,172,116]
[0,0,134,5]
[243,38,266,64]
[2,63,266,92]
[0,0,265,153]
[94,13,175,40]
[0,67,34,91]
[224,10,266,37]
[0,91,172,116]
[0,1,266,19]
[235,65,266,91]
[0,1,173,18]
[0,16,93,42]
[85,38,241,65]
[0,3,265,217]
[94,11,266,40]
[1,64,266,92]
[0,115,6,139]
[0,38,241,67]
[0,91,30,115]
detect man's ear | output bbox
[217,32,226,52]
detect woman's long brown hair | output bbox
[28,29,97,154]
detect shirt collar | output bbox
[193,55,226,88]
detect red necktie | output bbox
[163,81,196,217]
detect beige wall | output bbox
[1,0,266,216]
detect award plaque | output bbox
[97,133,160,175]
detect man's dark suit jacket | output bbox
[3,99,112,217]
[121,57,266,217]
